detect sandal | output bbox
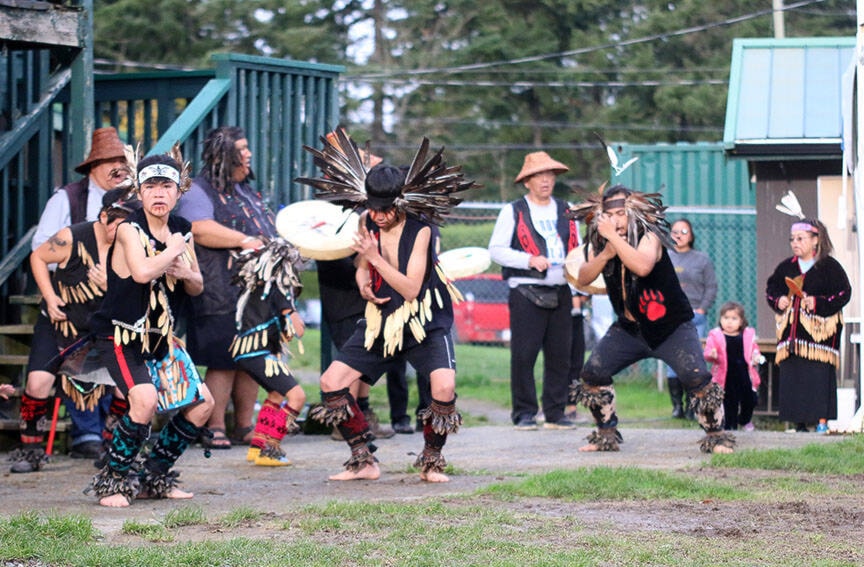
[201,427,232,450]
[229,425,254,446]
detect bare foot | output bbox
[328,463,380,481]
[712,445,734,454]
[578,443,600,452]
[419,470,450,483]
[99,493,131,508]
[137,487,194,500]
[166,487,194,499]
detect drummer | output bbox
[488,151,582,431]
[175,127,275,450]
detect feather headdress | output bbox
[117,142,193,194]
[568,134,673,252]
[569,185,675,253]
[295,130,478,226]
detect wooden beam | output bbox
[0,3,83,48]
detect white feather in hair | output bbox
[775,190,805,219]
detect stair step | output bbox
[0,354,29,365]
[9,295,41,305]
[0,324,34,335]
[0,418,69,432]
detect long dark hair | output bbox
[200,126,252,192]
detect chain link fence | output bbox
[437,202,758,376]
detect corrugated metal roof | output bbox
[723,37,854,158]
[611,142,753,207]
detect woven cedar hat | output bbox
[514,151,569,183]
[75,127,127,174]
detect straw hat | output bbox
[75,127,127,174]
[514,151,569,183]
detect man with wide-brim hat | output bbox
[488,150,582,431]
[28,126,132,466]
[33,127,130,249]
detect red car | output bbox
[451,273,510,345]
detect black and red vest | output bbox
[605,247,693,348]
[501,197,578,281]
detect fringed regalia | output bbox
[297,130,477,476]
[297,129,475,357]
[766,256,850,367]
[50,222,110,410]
[230,238,303,371]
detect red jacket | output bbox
[703,326,762,391]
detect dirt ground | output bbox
[1,397,861,561]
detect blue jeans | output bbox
[66,394,111,447]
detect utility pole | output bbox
[772,0,785,39]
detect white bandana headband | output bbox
[138,164,180,185]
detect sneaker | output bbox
[743,422,755,432]
[69,441,102,459]
[392,418,414,435]
[543,418,577,430]
[9,445,47,474]
[514,417,538,431]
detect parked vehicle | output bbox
[451,273,510,345]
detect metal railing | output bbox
[0,51,343,314]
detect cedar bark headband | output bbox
[138,164,180,185]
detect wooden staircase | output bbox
[0,294,71,451]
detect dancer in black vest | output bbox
[570,184,734,454]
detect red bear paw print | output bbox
[638,289,666,321]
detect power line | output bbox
[353,0,831,78]
[343,78,728,88]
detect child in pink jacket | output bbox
[704,301,763,431]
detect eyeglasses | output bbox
[671,229,689,236]
[789,235,813,243]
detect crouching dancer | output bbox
[296,132,476,482]
[87,152,214,507]
[569,184,734,454]
[230,239,307,466]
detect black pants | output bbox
[385,361,431,425]
[723,371,756,430]
[581,320,711,393]
[508,285,572,424]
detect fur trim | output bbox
[342,445,377,472]
[584,428,621,452]
[417,400,462,435]
[413,448,447,474]
[691,381,725,411]
[568,381,583,404]
[138,468,181,499]
[309,401,353,427]
[87,468,140,503]
[574,384,614,408]
[699,431,736,454]
[691,382,726,433]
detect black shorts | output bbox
[187,312,236,370]
[27,313,61,374]
[94,337,153,398]
[337,323,456,384]
[234,353,299,395]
